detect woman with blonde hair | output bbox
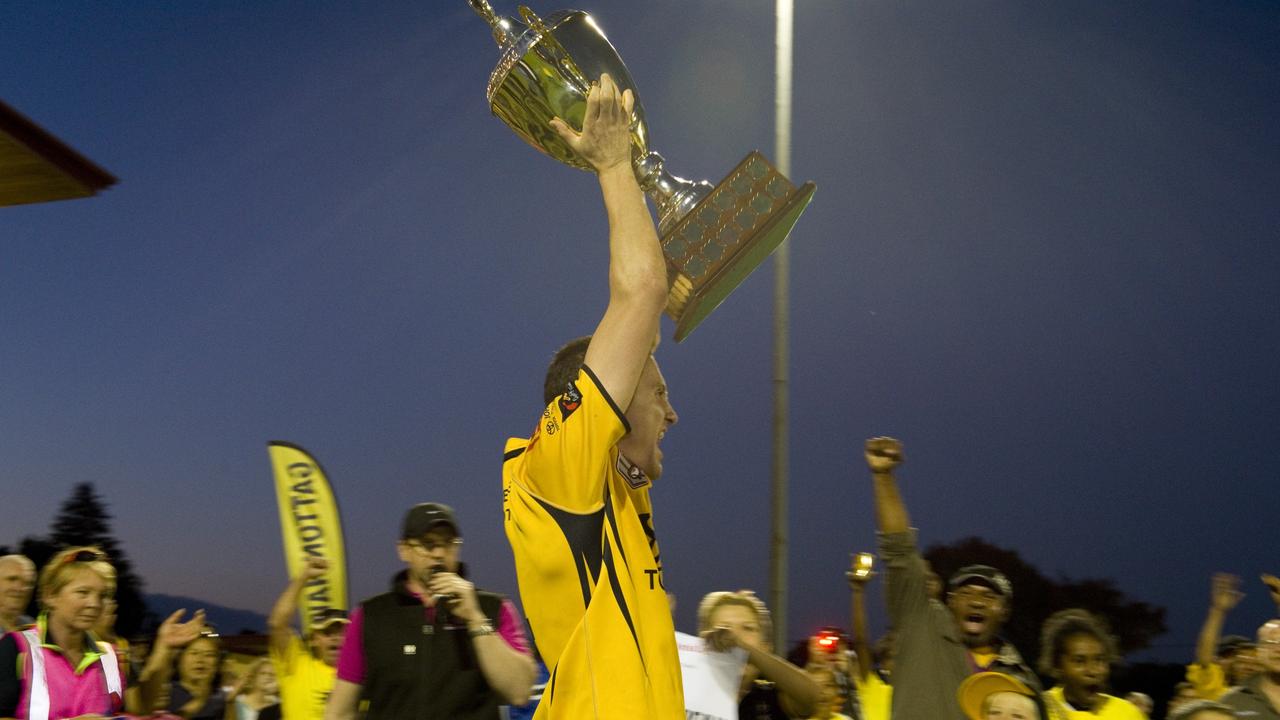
[699,590,822,719]
[227,657,279,720]
[0,546,126,718]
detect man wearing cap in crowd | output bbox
[324,502,534,720]
[0,555,36,634]
[865,436,1038,720]
[1219,618,1280,719]
[268,555,348,720]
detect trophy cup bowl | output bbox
[471,1,816,341]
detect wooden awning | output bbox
[0,99,117,207]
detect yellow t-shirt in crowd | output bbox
[1044,687,1146,719]
[1184,662,1227,700]
[503,366,684,719]
[854,672,893,720]
[270,634,335,720]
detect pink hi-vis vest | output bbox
[17,628,123,720]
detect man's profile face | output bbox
[0,559,35,617]
[1255,620,1280,674]
[618,357,677,481]
[946,582,1009,648]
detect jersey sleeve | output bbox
[510,365,629,511]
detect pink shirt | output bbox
[12,630,125,719]
[336,596,529,684]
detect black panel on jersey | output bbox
[533,495,604,608]
[601,533,644,663]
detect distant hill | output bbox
[145,593,267,635]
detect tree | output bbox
[924,536,1166,667]
[45,483,149,637]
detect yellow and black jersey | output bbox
[503,365,684,719]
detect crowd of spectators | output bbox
[2,438,1276,720]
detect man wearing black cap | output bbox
[864,437,1037,720]
[268,556,348,720]
[324,503,534,720]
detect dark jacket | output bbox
[360,571,506,720]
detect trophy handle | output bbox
[519,6,591,96]
[518,5,548,33]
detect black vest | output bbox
[360,572,506,720]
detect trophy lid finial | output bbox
[469,0,518,47]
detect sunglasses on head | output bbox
[61,549,107,565]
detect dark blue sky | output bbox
[3,1,1277,662]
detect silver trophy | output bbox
[471,1,816,341]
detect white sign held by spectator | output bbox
[676,630,747,720]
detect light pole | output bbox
[770,0,793,653]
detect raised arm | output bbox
[1195,573,1243,668]
[268,556,327,657]
[847,556,876,681]
[703,628,822,717]
[132,608,206,714]
[866,437,908,534]
[550,73,667,410]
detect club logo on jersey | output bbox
[558,381,583,421]
[616,454,650,489]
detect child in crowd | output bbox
[957,671,1046,720]
[1038,609,1144,719]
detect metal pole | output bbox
[770,0,793,653]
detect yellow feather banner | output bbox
[267,441,348,629]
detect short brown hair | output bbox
[543,336,592,406]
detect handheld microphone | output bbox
[430,563,457,610]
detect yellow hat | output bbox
[957,672,1037,720]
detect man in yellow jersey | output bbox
[864,437,1038,720]
[268,556,346,720]
[502,72,683,719]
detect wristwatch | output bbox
[468,622,495,638]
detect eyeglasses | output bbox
[406,538,462,554]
